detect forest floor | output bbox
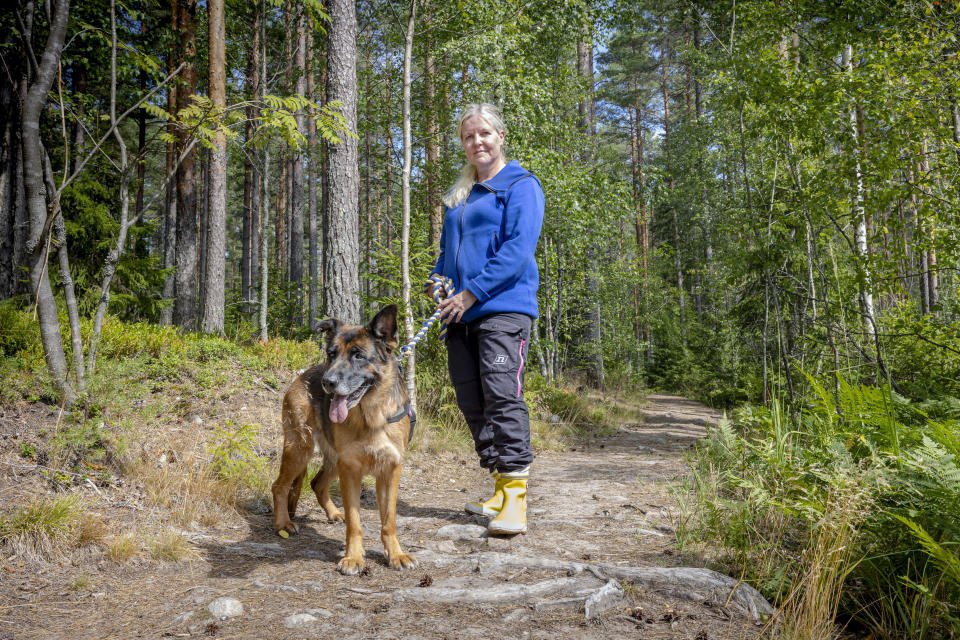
[0,385,773,640]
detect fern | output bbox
[895,516,960,586]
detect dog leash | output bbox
[392,274,454,443]
[397,274,455,356]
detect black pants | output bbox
[446,312,533,473]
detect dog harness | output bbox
[386,400,416,444]
[390,358,417,444]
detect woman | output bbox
[428,103,545,535]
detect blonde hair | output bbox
[443,103,507,208]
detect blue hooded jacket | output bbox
[431,160,545,324]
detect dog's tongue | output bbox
[329,395,349,423]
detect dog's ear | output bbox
[368,304,399,349]
[317,318,341,343]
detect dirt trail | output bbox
[2,394,770,640]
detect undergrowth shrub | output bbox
[206,421,271,498]
[690,376,960,639]
[0,301,39,357]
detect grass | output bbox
[106,534,138,563]
[145,530,197,562]
[0,494,85,560]
[688,378,960,639]
[70,573,93,591]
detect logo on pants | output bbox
[493,354,507,364]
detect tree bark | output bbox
[259,14,270,342]
[660,46,685,326]
[89,0,134,372]
[578,26,604,390]
[242,1,261,317]
[1,8,30,300]
[307,21,319,331]
[173,0,199,330]
[134,23,148,245]
[40,150,85,391]
[950,98,960,166]
[844,45,876,342]
[160,16,178,325]
[197,150,208,319]
[201,0,227,333]
[289,5,307,325]
[401,0,418,409]
[424,3,442,251]
[384,55,393,254]
[22,0,74,404]
[323,0,361,324]
[920,144,938,310]
[275,156,288,277]
[363,34,372,306]
[0,42,21,300]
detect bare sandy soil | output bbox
[0,392,769,640]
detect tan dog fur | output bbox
[270,305,418,575]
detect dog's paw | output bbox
[275,521,299,537]
[388,553,419,571]
[327,511,345,523]
[337,556,365,575]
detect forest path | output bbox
[8,394,772,639]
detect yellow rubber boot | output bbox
[487,468,528,535]
[465,472,505,517]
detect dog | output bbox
[271,304,419,575]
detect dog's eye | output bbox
[352,350,366,362]
[327,348,337,359]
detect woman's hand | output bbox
[423,277,438,298]
[438,289,477,323]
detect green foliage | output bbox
[206,422,270,495]
[0,301,40,358]
[690,376,960,638]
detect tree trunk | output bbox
[0,45,21,300]
[1,8,30,301]
[424,5,441,251]
[197,150,208,319]
[307,21,319,331]
[40,150,85,391]
[173,0,199,330]
[950,98,960,166]
[69,63,87,175]
[22,0,74,405]
[275,158,288,277]
[323,0,361,324]
[363,35,373,308]
[843,45,876,343]
[577,27,604,390]
[260,148,272,342]
[90,0,135,372]
[384,56,393,254]
[201,0,227,334]
[242,2,261,317]
[289,6,307,325]
[134,22,148,244]
[160,18,178,325]
[920,144,938,310]
[401,0,418,409]
[660,47,685,326]
[259,14,270,342]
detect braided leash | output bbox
[398,274,455,356]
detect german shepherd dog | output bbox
[271,304,419,575]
